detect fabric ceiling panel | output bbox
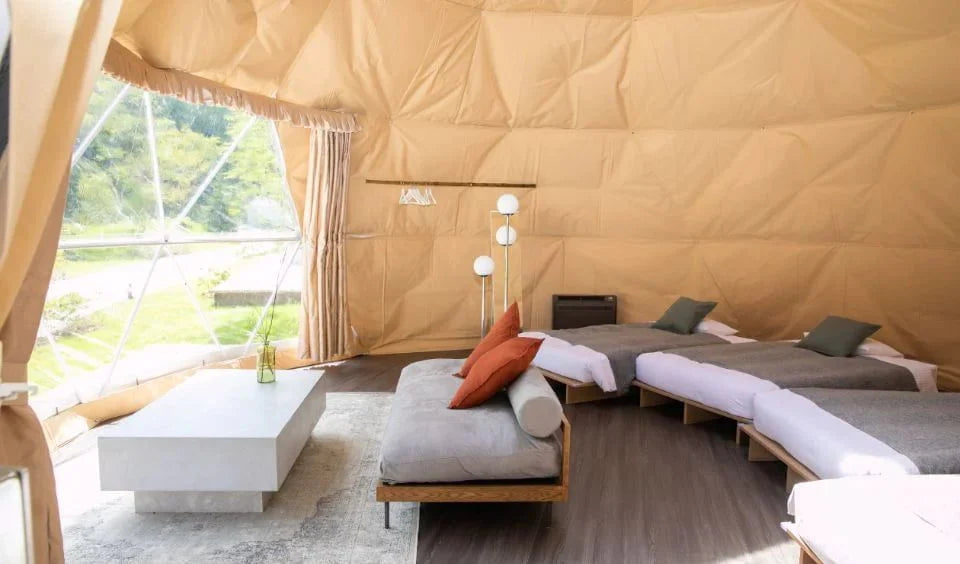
[697,242,844,340]
[122,0,259,81]
[398,4,480,122]
[344,237,387,351]
[806,1,960,107]
[519,236,565,330]
[455,11,525,126]
[876,107,960,248]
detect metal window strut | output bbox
[71,83,131,167]
[243,240,303,355]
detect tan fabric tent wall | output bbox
[113,0,960,390]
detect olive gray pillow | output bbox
[796,316,881,357]
[652,297,717,335]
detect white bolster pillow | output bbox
[507,367,563,438]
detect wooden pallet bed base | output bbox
[783,524,826,564]
[631,381,751,428]
[739,424,819,492]
[540,369,620,404]
[376,416,571,528]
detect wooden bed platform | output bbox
[632,381,752,443]
[376,415,571,528]
[739,424,819,492]
[784,524,825,564]
[540,369,620,404]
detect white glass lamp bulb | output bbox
[496,225,518,246]
[496,194,520,216]
[473,255,495,276]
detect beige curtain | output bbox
[0,2,121,563]
[299,130,352,361]
[0,177,69,564]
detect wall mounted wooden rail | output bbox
[365,178,536,188]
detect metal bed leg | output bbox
[384,501,390,529]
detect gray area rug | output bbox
[60,393,418,563]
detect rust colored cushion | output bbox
[456,302,520,378]
[449,337,544,409]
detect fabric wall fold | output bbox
[298,129,352,362]
[0,2,122,562]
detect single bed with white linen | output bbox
[635,339,937,421]
[752,388,960,480]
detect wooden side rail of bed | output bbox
[539,369,620,404]
[375,415,571,528]
[739,424,819,492]
[783,524,826,564]
[632,380,751,443]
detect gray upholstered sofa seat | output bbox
[379,358,562,484]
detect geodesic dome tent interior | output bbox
[106,0,960,390]
[3,2,960,563]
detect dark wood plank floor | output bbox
[315,351,799,564]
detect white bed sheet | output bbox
[753,389,919,479]
[785,476,960,564]
[634,351,938,420]
[521,331,748,392]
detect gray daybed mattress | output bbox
[378,359,562,484]
[526,323,728,393]
[754,388,960,479]
[635,342,930,420]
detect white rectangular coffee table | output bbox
[99,369,325,513]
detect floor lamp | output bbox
[496,194,519,312]
[473,255,494,337]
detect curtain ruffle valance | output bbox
[102,41,360,133]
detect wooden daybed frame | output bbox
[739,424,819,492]
[375,415,571,528]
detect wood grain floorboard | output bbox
[310,352,799,564]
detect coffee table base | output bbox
[134,491,274,513]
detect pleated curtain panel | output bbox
[299,129,352,362]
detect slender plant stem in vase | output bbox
[255,247,289,383]
[257,343,277,383]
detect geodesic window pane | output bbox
[176,119,298,236]
[64,89,161,242]
[30,74,301,415]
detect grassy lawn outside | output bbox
[53,257,141,278]
[30,286,298,393]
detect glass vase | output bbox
[257,344,277,383]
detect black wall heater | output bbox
[551,295,617,330]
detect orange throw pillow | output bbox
[449,337,543,409]
[457,302,520,378]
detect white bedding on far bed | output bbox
[521,331,750,392]
[634,351,938,420]
[786,476,960,564]
[753,389,919,479]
